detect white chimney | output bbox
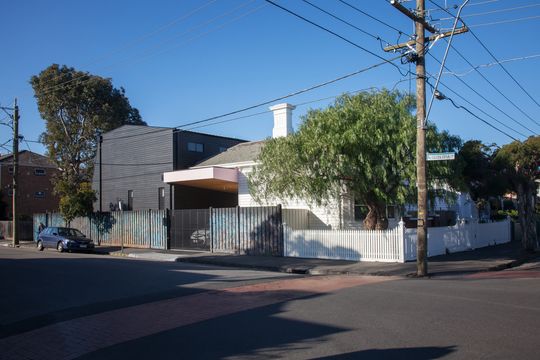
[270,103,295,138]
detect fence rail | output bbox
[34,210,167,250]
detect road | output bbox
[1,246,539,359]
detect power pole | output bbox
[12,99,19,247]
[386,1,467,276]
[98,132,103,213]
[414,0,428,277]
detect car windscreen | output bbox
[58,228,85,237]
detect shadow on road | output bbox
[0,253,291,338]
[314,346,457,359]
[77,299,350,360]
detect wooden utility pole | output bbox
[414,0,428,276]
[12,99,19,247]
[386,1,467,276]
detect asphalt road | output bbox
[1,246,539,359]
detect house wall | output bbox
[174,131,244,170]
[0,151,59,219]
[92,126,245,211]
[173,184,237,209]
[92,125,174,211]
[237,166,344,229]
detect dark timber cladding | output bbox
[92,125,246,211]
[92,125,174,211]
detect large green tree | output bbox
[495,136,539,251]
[457,140,507,209]
[249,90,462,229]
[31,64,145,218]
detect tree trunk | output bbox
[517,182,538,252]
[363,203,389,230]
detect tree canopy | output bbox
[249,90,462,229]
[495,136,539,251]
[30,64,145,218]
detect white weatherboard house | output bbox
[163,103,476,230]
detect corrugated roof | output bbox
[194,141,266,167]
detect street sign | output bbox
[427,152,455,161]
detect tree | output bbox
[249,90,462,229]
[59,182,97,224]
[495,136,539,251]
[457,140,507,211]
[30,64,145,218]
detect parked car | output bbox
[36,227,95,252]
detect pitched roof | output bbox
[194,141,266,167]
[0,150,57,168]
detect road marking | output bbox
[0,275,392,360]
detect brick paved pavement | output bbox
[0,275,392,360]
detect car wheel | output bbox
[37,240,44,251]
[57,241,64,252]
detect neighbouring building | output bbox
[163,103,477,230]
[0,150,60,220]
[91,125,246,211]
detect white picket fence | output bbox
[284,218,511,263]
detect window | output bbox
[354,201,368,221]
[34,168,46,176]
[8,167,13,174]
[127,190,133,210]
[386,205,396,219]
[187,142,204,153]
[354,201,397,221]
[34,191,45,199]
[7,189,13,196]
[158,187,165,210]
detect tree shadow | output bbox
[0,255,288,338]
[314,346,457,359]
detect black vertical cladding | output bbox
[92,125,245,211]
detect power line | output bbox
[95,161,172,166]
[300,0,384,42]
[34,1,261,99]
[427,52,537,134]
[338,0,409,36]
[428,0,540,109]
[437,3,540,20]
[263,0,409,76]
[442,54,540,76]
[467,15,540,28]
[428,0,502,12]
[448,43,540,127]
[172,55,405,130]
[443,94,519,141]
[33,0,220,96]
[428,77,529,138]
[97,53,404,143]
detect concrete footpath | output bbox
[2,238,538,277]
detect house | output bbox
[91,125,246,212]
[0,150,60,220]
[163,103,477,230]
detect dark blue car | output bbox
[37,227,95,252]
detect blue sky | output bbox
[1,0,539,155]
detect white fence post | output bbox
[398,218,405,263]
